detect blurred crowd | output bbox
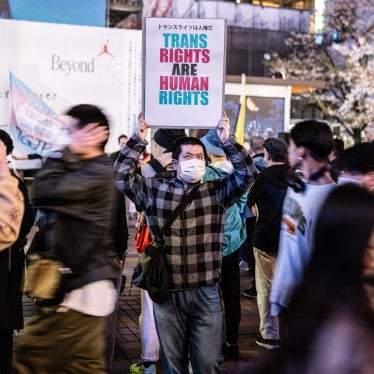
[1,106,373,374]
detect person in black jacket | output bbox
[13,104,120,374]
[247,137,296,351]
[0,130,34,374]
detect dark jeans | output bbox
[221,250,241,344]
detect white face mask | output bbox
[179,159,206,183]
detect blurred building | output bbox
[108,0,322,77]
[1,0,323,78]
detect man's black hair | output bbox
[118,134,128,143]
[250,136,265,154]
[65,104,110,150]
[339,142,374,174]
[291,120,333,162]
[172,137,209,163]
[0,129,14,155]
[264,138,288,162]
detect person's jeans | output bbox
[254,247,279,340]
[153,284,223,374]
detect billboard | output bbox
[0,19,142,154]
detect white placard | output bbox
[142,17,227,129]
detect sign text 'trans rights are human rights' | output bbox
[142,18,227,129]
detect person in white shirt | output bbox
[270,120,335,320]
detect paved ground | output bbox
[19,222,274,373]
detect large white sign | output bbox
[142,17,227,129]
[0,19,142,153]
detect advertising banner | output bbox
[142,17,227,129]
[0,19,142,154]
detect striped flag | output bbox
[9,72,68,157]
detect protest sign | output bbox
[142,17,227,129]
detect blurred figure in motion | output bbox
[260,184,374,373]
[13,104,120,374]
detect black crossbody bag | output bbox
[131,184,199,304]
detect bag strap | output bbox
[162,184,199,232]
[148,158,165,174]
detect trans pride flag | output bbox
[9,72,69,157]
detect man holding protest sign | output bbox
[114,114,257,373]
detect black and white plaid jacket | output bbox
[114,134,256,291]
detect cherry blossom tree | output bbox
[268,0,373,143]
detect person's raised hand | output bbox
[69,123,109,155]
[135,113,148,141]
[217,112,230,143]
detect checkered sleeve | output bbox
[114,134,149,212]
[218,135,257,208]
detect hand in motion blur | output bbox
[69,122,109,155]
